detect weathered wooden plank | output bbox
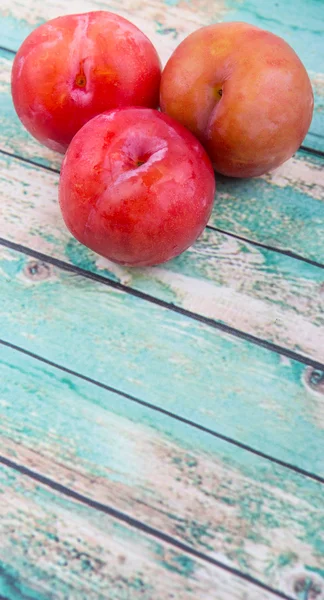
[1,48,323,264]
[1,342,323,597]
[1,151,323,363]
[1,464,289,600]
[0,0,323,150]
[213,153,324,265]
[0,245,323,477]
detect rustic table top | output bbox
[0,1,323,599]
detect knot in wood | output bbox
[304,367,324,394]
[24,260,52,281]
[294,575,323,599]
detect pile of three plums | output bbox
[12,12,313,266]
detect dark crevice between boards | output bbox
[301,144,324,158]
[1,338,323,486]
[0,455,297,600]
[1,236,324,373]
[207,224,324,270]
[0,146,323,270]
[0,148,61,174]
[0,45,16,55]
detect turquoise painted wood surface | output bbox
[1,48,324,264]
[0,0,324,599]
[1,245,323,478]
[1,342,323,595]
[0,0,323,151]
[1,152,324,363]
[2,464,287,600]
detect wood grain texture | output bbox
[1,3,323,600]
[1,464,290,600]
[213,149,324,265]
[1,48,323,264]
[1,245,323,478]
[1,342,323,598]
[0,0,323,150]
[1,151,323,363]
